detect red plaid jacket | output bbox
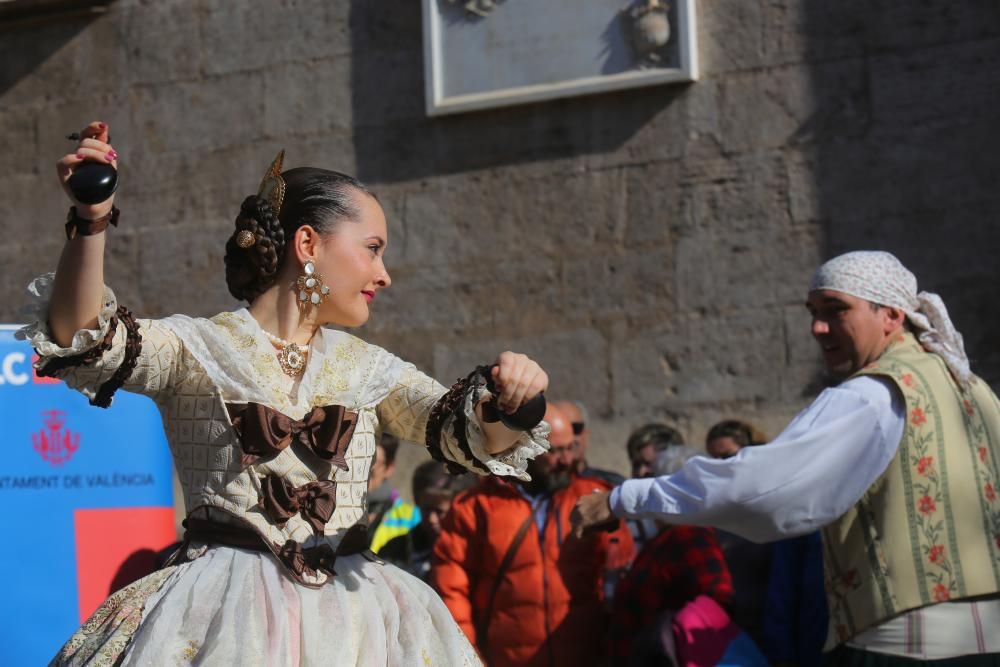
[610,524,734,659]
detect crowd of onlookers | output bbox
[367,401,829,667]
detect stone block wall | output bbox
[2,1,998,492]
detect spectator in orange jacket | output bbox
[432,404,634,667]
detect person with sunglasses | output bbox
[433,403,634,666]
[553,400,625,487]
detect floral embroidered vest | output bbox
[821,333,1000,645]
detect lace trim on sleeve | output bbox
[425,367,550,482]
[426,372,490,475]
[35,313,119,377]
[17,273,144,408]
[16,272,118,358]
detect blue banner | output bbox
[0,326,175,665]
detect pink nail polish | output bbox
[106,151,117,160]
[76,153,84,159]
[98,123,106,129]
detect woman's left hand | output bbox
[491,351,548,414]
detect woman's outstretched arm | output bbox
[376,352,550,482]
[49,120,118,347]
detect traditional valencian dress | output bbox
[20,273,549,666]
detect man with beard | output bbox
[573,251,1000,663]
[433,404,634,667]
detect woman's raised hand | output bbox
[56,120,118,218]
[491,351,548,414]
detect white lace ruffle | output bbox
[441,377,550,482]
[159,312,279,406]
[16,272,119,358]
[160,309,409,412]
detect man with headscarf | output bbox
[573,251,1000,663]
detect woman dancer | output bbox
[23,121,550,665]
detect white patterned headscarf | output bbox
[810,250,970,385]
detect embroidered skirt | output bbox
[50,546,481,666]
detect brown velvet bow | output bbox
[274,524,371,582]
[277,540,339,579]
[256,475,338,536]
[278,540,318,578]
[227,402,358,469]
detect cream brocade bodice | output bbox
[20,275,547,586]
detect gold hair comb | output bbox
[257,150,286,215]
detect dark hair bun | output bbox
[223,195,287,302]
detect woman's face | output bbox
[314,192,391,328]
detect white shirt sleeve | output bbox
[610,375,906,543]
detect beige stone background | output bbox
[2,1,999,526]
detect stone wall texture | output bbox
[2,1,999,497]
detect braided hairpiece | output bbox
[224,150,289,303]
[235,150,286,250]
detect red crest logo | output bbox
[32,410,80,466]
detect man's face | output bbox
[554,401,588,467]
[545,407,578,471]
[527,448,574,494]
[546,440,579,470]
[806,290,902,380]
[537,442,575,478]
[631,443,657,479]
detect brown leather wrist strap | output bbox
[65,206,120,240]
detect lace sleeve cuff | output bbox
[425,368,550,482]
[16,273,143,408]
[16,273,119,359]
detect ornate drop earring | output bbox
[297,260,330,307]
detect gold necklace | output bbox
[263,330,310,378]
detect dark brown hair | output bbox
[411,460,473,504]
[705,419,767,448]
[379,433,400,466]
[224,167,374,302]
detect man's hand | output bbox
[571,489,615,538]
